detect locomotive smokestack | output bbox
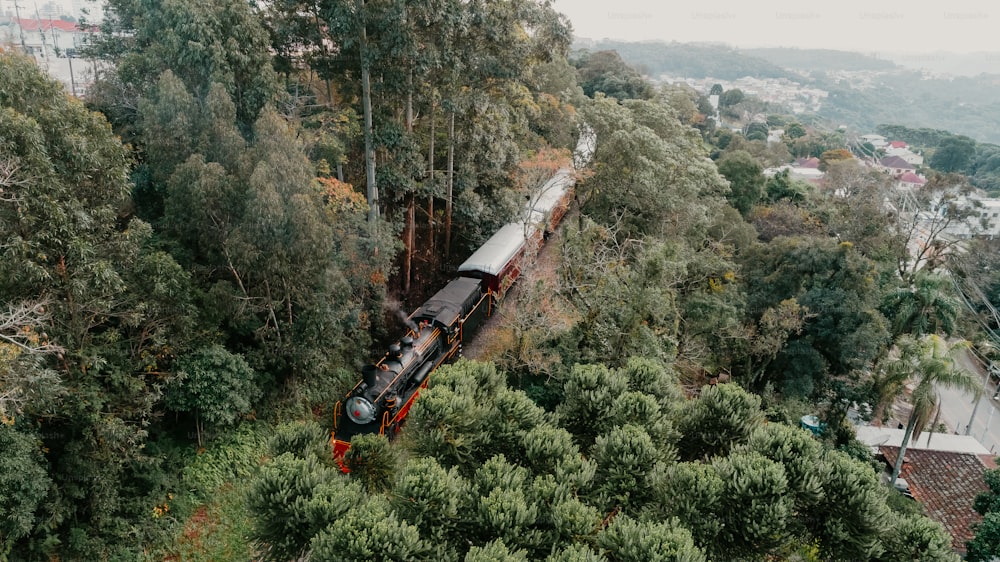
[362,364,378,388]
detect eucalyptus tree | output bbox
[89,0,277,137]
[0,51,199,559]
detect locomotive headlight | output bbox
[345,396,377,424]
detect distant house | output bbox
[794,157,821,169]
[886,145,925,166]
[897,172,927,189]
[976,198,1000,238]
[879,155,916,176]
[0,18,94,57]
[861,133,888,148]
[856,426,994,556]
[889,140,908,149]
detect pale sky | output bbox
[554,0,1000,55]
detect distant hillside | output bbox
[585,39,1000,145]
[742,48,897,72]
[811,71,1000,144]
[573,39,802,81]
[886,51,1000,77]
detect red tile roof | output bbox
[899,172,926,185]
[890,141,908,148]
[794,157,821,169]
[881,446,992,553]
[14,18,81,33]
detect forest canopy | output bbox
[0,3,987,560]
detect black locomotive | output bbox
[331,129,594,467]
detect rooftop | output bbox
[881,445,993,553]
[880,155,916,170]
[898,172,926,185]
[12,18,81,33]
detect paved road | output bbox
[936,349,1000,454]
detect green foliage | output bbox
[881,271,961,338]
[573,50,654,101]
[164,345,260,428]
[745,121,769,142]
[90,0,277,131]
[247,452,360,562]
[310,497,427,561]
[345,433,399,494]
[717,150,765,216]
[968,468,1000,560]
[741,236,891,392]
[785,122,806,139]
[740,424,824,514]
[0,50,207,558]
[0,427,51,551]
[591,424,663,510]
[406,360,510,469]
[931,136,977,173]
[876,124,955,148]
[645,462,724,546]
[810,451,889,560]
[596,514,707,562]
[391,457,470,560]
[555,364,629,446]
[558,223,685,365]
[718,88,745,108]
[967,511,1000,562]
[974,468,1000,515]
[579,95,728,239]
[546,543,605,562]
[675,384,764,460]
[712,451,793,557]
[880,511,960,562]
[268,419,332,461]
[464,539,529,562]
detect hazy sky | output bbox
[554,0,999,55]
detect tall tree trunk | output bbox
[360,0,378,224]
[405,195,415,292]
[401,71,415,291]
[406,70,414,133]
[428,99,436,254]
[445,109,455,259]
[890,413,918,486]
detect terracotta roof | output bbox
[899,172,926,185]
[890,141,908,148]
[879,155,915,170]
[881,446,993,553]
[14,18,81,33]
[794,157,821,169]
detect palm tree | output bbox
[889,335,980,485]
[881,271,961,338]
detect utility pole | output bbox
[67,52,77,96]
[13,0,28,53]
[33,2,48,67]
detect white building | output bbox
[0,17,94,58]
[861,133,889,149]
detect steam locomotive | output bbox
[331,130,594,467]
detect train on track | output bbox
[331,129,594,468]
